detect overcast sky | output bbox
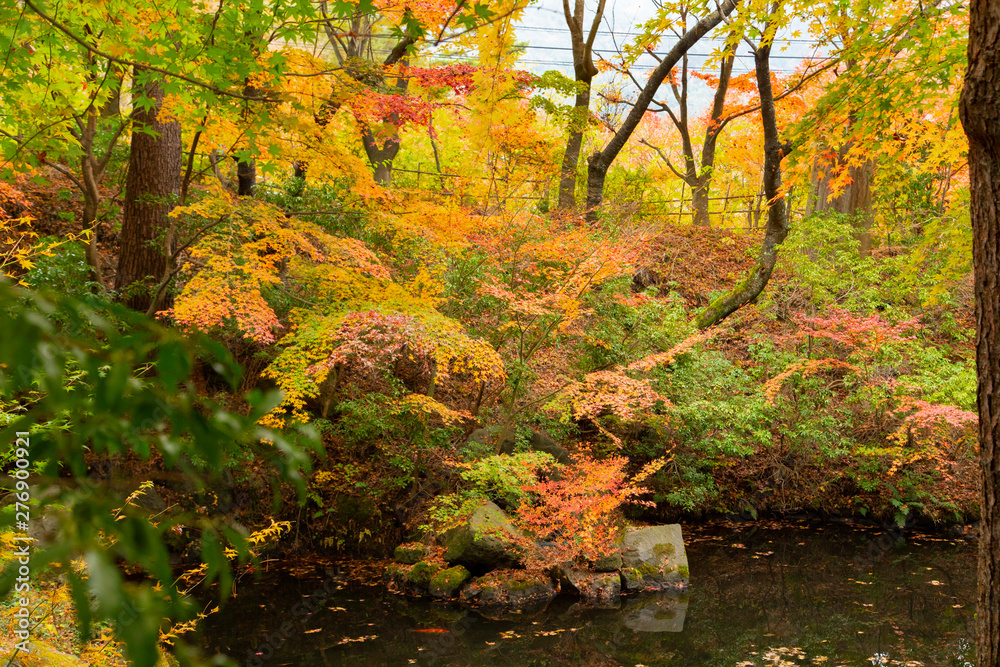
[509,0,827,113]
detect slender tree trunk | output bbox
[236,80,258,196]
[557,83,592,210]
[960,1,1000,663]
[115,77,182,312]
[695,38,788,329]
[80,138,106,289]
[585,0,738,221]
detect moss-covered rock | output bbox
[461,569,556,610]
[557,565,621,607]
[407,561,441,588]
[439,500,525,572]
[592,552,623,572]
[394,543,428,565]
[620,524,689,591]
[429,565,471,598]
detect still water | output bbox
[202,522,976,666]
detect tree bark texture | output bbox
[556,0,605,211]
[360,62,410,186]
[695,39,788,329]
[237,79,258,196]
[810,141,875,256]
[115,78,182,312]
[959,2,1000,664]
[584,0,739,221]
[557,84,592,210]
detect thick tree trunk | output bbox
[695,39,788,329]
[584,0,738,222]
[960,2,1000,664]
[557,83,592,210]
[115,78,182,312]
[812,142,875,256]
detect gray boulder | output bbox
[557,565,621,607]
[527,431,571,465]
[592,552,623,572]
[440,500,525,572]
[460,569,557,609]
[620,524,689,591]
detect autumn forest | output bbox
[0,0,997,665]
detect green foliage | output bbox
[0,283,317,667]
[458,452,556,508]
[21,238,96,299]
[780,211,885,311]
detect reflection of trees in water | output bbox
[200,526,976,666]
[684,526,975,662]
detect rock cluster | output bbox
[385,500,689,613]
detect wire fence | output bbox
[390,165,805,231]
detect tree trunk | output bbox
[237,158,256,196]
[695,38,788,329]
[236,80,258,196]
[584,0,738,222]
[115,77,182,312]
[812,142,875,256]
[959,1,1000,664]
[691,176,711,227]
[358,58,410,186]
[360,118,401,186]
[557,83,592,210]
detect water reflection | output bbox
[202,523,976,666]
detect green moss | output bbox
[677,565,690,579]
[653,543,676,558]
[505,576,541,591]
[395,543,427,565]
[430,566,470,597]
[637,561,660,577]
[407,561,440,587]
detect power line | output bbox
[428,52,802,74]
[516,43,821,59]
[514,25,827,45]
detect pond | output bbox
[201,521,977,666]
